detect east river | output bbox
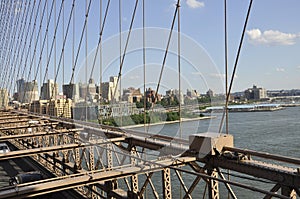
[129,106,300,198]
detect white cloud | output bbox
[186,0,205,9]
[276,67,285,72]
[246,29,299,46]
[297,66,300,69]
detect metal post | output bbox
[129,146,139,198]
[162,168,172,199]
[106,143,113,169]
[89,145,97,199]
[208,168,219,199]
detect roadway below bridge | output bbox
[0,142,84,199]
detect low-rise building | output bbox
[29,100,49,114]
[122,87,143,103]
[49,98,72,118]
[245,85,267,100]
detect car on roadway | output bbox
[0,143,10,153]
[9,171,44,186]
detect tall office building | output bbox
[16,78,39,103]
[100,76,120,102]
[63,83,80,102]
[40,79,58,100]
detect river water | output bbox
[129,106,300,198]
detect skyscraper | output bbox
[40,79,58,100]
[16,78,39,103]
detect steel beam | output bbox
[0,122,59,131]
[223,146,300,165]
[0,128,83,142]
[0,157,195,198]
[208,156,300,189]
[0,137,125,160]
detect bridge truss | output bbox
[0,110,299,199]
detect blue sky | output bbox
[20,0,300,94]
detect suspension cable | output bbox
[153,0,180,103]
[2,1,23,91]
[6,1,28,94]
[0,2,15,88]
[143,0,147,132]
[218,0,253,134]
[22,0,48,103]
[112,0,139,101]
[8,0,30,94]
[224,0,229,135]
[12,1,37,99]
[29,0,56,100]
[69,0,92,84]
[41,0,64,88]
[17,0,41,101]
[88,0,111,81]
[52,0,76,98]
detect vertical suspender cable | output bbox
[8,1,30,95]
[224,2,230,198]
[62,0,65,86]
[46,0,49,81]
[99,0,103,124]
[177,2,181,140]
[54,0,57,99]
[20,0,43,103]
[89,0,110,80]
[85,0,88,121]
[119,0,122,103]
[72,0,75,84]
[42,0,64,102]
[153,0,180,103]
[32,0,56,101]
[3,1,22,91]
[69,0,92,84]
[119,0,122,125]
[13,1,36,100]
[218,0,253,134]
[0,1,11,86]
[113,0,139,102]
[143,0,147,133]
[0,2,14,88]
[224,0,229,135]
[40,1,42,94]
[177,2,182,199]
[24,0,47,103]
[21,0,41,81]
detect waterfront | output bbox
[129,106,300,198]
[131,107,300,158]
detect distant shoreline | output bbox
[121,116,216,129]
